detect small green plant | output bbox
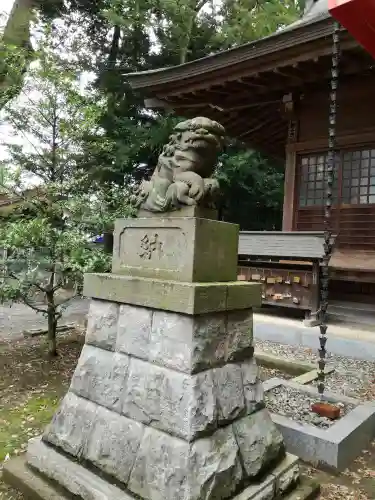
[0,24,133,356]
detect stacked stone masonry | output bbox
[39,299,295,500]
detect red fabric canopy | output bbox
[329,0,375,59]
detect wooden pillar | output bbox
[282,93,299,232]
[282,151,297,231]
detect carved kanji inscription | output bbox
[138,233,163,260]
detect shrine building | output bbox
[125,0,375,324]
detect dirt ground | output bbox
[303,443,375,499]
[0,333,375,499]
[0,332,84,499]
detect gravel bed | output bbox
[258,366,293,381]
[311,369,374,400]
[264,385,356,428]
[256,339,375,400]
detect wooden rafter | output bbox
[138,34,374,157]
[151,37,359,99]
[168,87,285,110]
[225,99,282,113]
[238,117,277,140]
[233,78,267,90]
[240,116,286,143]
[161,54,372,113]
[228,107,279,137]
[273,68,303,84]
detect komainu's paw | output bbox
[188,182,204,201]
[204,177,220,194]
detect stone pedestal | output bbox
[4,215,319,500]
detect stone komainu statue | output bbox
[132,117,225,212]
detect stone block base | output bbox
[83,273,261,314]
[38,389,284,499]
[263,378,375,471]
[20,298,301,500]
[3,439,319,500]
[7,297,316,500]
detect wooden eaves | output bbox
[124,6,374,158]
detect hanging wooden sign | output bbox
[329,0,375,59]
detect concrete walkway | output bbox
[0,298,89,341]
[254,313,375,361]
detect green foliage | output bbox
[0,165,10,191]
[216,146,284,230]
[0,42,31,110]
[0,26,133,354]
[66,0,297,228]
[1,0,305,257]
[217,0,305,49]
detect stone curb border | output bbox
[292,367,335,385]
[23,324,76,338]
[254,351,335,385]
[255,351,315,376]
[263,378,375,471]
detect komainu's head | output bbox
[159,117,226,177]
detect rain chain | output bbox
[317,21,341,398]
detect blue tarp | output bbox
[92,235,104,243]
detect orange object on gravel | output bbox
[311,402,341,420]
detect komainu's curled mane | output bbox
[132,117,225,213]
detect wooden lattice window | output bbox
[341,149,375,205]
[298,153,339,207]
[298,147,375,207]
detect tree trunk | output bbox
[47,308,57,357]
[46,291,58,357]
[103,231,113,254]
[179,0,210,64]
[179,12,195,64]
[108,26,121,67]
